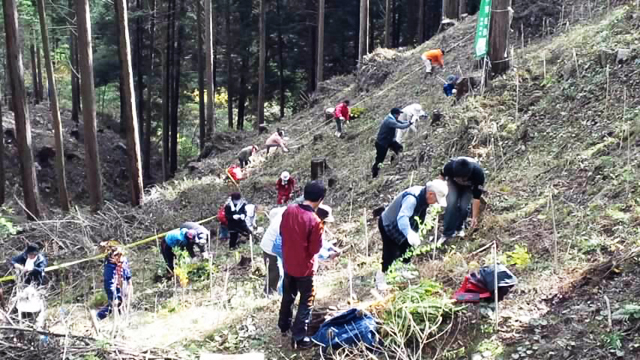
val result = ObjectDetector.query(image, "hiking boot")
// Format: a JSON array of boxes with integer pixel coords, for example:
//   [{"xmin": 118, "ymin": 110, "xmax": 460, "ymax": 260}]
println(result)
[
  {"xmin": 291, "ymin": 337, "xmax": 313, "ymax": 350},
  {"xmin": 456, "ymin": 229, "xmax": 466, "ymax": 238},
  {"xmin": 375, "ymin": 270, "xmax": 390, "ymax": 291},
  {"xmin": 334, "ymin": 131, "xmax": 341, "ymax": 138}
]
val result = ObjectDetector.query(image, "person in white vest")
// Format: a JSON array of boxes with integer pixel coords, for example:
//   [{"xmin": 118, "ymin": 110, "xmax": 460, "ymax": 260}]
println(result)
[{"xmin": 395, "ymin": 104, "xmax": 428, "ymax": 144}]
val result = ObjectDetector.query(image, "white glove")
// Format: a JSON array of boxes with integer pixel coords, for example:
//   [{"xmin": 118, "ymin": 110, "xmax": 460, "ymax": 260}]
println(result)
[
  {"xmin": 339, "ymin": 117, "xmax": 345, "ymax": 121},
  {"xmin": 452, "ymin": 89, "xmax": 458, "ymax": 94},
  {"xmin": 240, "ymin": 214, "xmax": 246, "ymax": 220},
  {"xmin": 233, "ymin": 215, "xmax": 240, "ymax": 220},
  {"xmin": 407, "ymin": 232, "xmax": 420, "ymax": 247},
  {"xmin": 202, "ymin": 252, "xmax": 211, "ymax": 259}
]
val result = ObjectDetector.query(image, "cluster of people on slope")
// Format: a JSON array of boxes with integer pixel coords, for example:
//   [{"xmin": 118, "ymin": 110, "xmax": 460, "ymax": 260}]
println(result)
[{"xmin": 237, "ymin": 128, "xmax": 289, "ymax": 170}]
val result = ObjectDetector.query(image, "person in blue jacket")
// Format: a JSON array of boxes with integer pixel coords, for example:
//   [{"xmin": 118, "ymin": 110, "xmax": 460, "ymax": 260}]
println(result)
[
  {"xmin": 443, "ymin": 75, "xmax": 458, "ymax": 97},
  {"xmin": 160, "ymin": 228, "xmax": 200, "ymax": 273},
  {"xmin": 96, "ymin": 242, "xmax": 132, "ymax": 320},
  {"xmin": 11, "ymin": 244, "xmax": 47, "ymax": 285}
]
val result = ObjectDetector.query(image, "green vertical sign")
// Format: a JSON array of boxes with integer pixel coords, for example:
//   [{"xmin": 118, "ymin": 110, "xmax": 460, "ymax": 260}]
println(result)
[{"xmin": 474, "ymin": 0, "xmax": 493, "ymax": 59}]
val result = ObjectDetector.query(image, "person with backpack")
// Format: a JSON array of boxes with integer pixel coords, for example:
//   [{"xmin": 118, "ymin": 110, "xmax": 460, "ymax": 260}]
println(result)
[
  {"xmin": 217, "ymin": 205, "xmax": 230, "ymax": 243},
  {"xmin": 224, "ymin": 192, "xmax": 253, "ymax": 250},
  {"xmin": 276, "ymin": 171, "xmax": 296, "ymax": 205},
  {"xmin": 333, "ymin": 100, "xmax": 350, "ymax": 138},
  {"xmin": 438, "ymin": 157, "xmax": 486, "ymax": 244},
  {"xmin": 375, "ymin": 180, "xmax": 448, "ymax": 291},
  {"xmin": 265, "ymin": 129, "xmax": 289, "ymax": 154},
  {"xmin": 11, "ymin": 244, "xmax": 47, "ymax": 286},
  {"xmin": 96, "ymin": 242, "xmax": 133, "ymax": 320},
  {"xmin": 372, "ymin": 108, "xmax": 414, "ymax": 178},
  {"xmin": 278, "ymin": 181, "xmax": 326, "ymax": 349}
]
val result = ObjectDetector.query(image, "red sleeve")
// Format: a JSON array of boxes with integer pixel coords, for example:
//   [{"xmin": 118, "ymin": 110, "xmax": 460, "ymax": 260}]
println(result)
[
  {"xmin": 276, "ymin": 179, "xmax": 283, "ymax": 190},
  {"xmin": 333, "ymin": 104, "xmax": 342, "ymax": 118},
  {"xmin": 308, "ymin": 220, "xmax": 324, "ymax": 256}
]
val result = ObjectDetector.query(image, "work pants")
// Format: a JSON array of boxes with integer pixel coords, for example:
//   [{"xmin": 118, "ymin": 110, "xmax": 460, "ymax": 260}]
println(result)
[
  {"xmin": 379, "ymin": 217, "xmax": 411, "ymax": 273},
  {"xmin": 160, "ymin": 240, "xmax": 176, "ymax": 272},
  {"xmin": 372, "ymin": 141, "xmax": 403, "ymax": 178},
  {"xmin": 263, "ymin": 252, "xmax": 280, "ymax": 295},
  {"xmin": 277, "ymin": 192, "xmax": 292, "ymax": 205},
  {"xmin": 335, "ymin": 117, "xmax": 343, "ymax": 134},
  {"xmin": 443, "ymin": 180, "xmax": 473, "ymax": 237},
  {"xmin": 278, "ymin": 273, "xmax": 315, "ymax": 340}
]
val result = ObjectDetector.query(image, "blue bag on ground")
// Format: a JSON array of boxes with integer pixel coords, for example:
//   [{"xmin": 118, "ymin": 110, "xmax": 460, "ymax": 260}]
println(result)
[{"xmin": 311, "ymin": 308, "xmax": 379, "ymax": 351}]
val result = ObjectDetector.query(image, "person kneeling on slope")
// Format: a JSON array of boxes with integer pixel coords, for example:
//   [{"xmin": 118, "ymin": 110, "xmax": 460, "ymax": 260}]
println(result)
[
  {"xmin": 375, "ymin": 179, "xmax": 448, "ymax": 291},
  {"xmin": 276, "ymin": 171, "xmax": 296, "ymax": 205},
  {"xmin": 372, "ymin": 108, "xmax": 413, "ymax": 178}
]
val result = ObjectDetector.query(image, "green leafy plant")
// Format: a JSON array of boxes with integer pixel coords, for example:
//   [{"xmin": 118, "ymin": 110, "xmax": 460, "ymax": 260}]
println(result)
[
  {"xmin": 350, "ymin": 107, "xmax": 366, "ymax": 119},
  {"xmin": 612, "ymin": 304, "xmax": 640, "ymax": 322},
  {"xmin": 502, "ymin": 245, "xmax": 532, "ymax": 270},
  {"xmin": 602, "ymin": 331, "xmax": 623, "ymax": 350}
]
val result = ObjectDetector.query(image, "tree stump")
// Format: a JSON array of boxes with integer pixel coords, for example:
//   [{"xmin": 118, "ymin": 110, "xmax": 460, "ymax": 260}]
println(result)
[
  {"xmin": 311, "ymin": 158, "xmax": 328, "ymax": 180},
  {"xmin": 430, "ymin": 110, "xmax": 443, "ymax": 126}
]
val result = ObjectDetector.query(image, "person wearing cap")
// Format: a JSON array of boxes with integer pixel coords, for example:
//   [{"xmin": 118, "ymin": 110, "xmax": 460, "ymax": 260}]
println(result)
[
  {"xmin": 180, "ymin": 222, "xmax": 211, "ymax": 258},
  {"xmin": 396, "ymin": 103, "xmax": 428, "ymax": 144},
  {"xmin": 333, "ymin": 99, "xmax": 351, "ymax": 138},
  {"xmin": 237, "ymin": 145, "xmax": 259, "ymax": 168},
  {"xmin": 276, "ymin": 171, "xmax": 296, "ymax": 205},
  {"xmin": 265, "ymin": 129, "xmax": 289, "ymax": 154},
  {"xmin": 96, "ymin": 242, "xmax": 133, "ymax": 320},
  {"xmin": 372, "ymin": 108, "xmax": 414, "ymax": 178},
  {"xmin": 443, "ymin": 75, "xmax": 459, "ymax": 97},
  {"xmin": 439, "ymin": 157, "xmax": 486, "ymax": 244},
  {"xmin": 375, "ymin": 179, "xmax": 448, "ymax": 291},
  {"xmin": 278, "ymin": 181, "xmax": 326, "ymax": 349},
  {"xmin": 224, "ymin": 192, "xmax": 252, "ymax": 250},
  {"xmin": 160, "ymin": 227, "xmax": 200, "ymax": 273},
  {"xmin": 421, "ymin": 48, "xmax": 445, "ymax": 75},
  {"xmin": 11, "ymin": 244, "xmax": 48, "ymax": 285}
]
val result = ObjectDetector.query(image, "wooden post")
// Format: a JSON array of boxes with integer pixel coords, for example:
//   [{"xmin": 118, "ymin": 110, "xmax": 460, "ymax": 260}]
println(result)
[
  {"xmin": 311, "ymin": 158, "xmax": 327, "ymax": 180},
  {"xmin": 444, "ymin": 0, "xmax": 460, "ymax": 20},
  {"xmin": 363, "ymin": 209, "xmax": 369, "ymax": 257},
  {"xmin": 316, "ymin": 0, "xmax": 325, "ymax": 86},
  {"xmin": 493, "ymin": 242, "xmax": 499, "ymax": 330},
  {"xmin": 488, "ymin": 0, "xmax": 511, "ymax": 75}
]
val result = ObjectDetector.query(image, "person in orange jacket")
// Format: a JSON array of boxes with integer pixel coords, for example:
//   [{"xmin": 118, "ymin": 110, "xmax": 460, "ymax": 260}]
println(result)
[
  {"xmin": 421, "ymin": 49, "xmax": 445, "ymax": 75},
  {"xmin": 333, "ymin": 100, "xmax": 350, "ymax": 138},
  {"xmin": 276, "ymin": 171, "xmax": 296, "ymax": 204}
]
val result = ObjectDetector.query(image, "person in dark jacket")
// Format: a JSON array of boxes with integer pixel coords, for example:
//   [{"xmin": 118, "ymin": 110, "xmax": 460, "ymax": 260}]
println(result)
[
  {"xmin": 372, "ymin": 108, "xmax": 413, "ymax": 178},
  {"xmin": 96, "ymin": 243, "xmax": 133, "ymax": 320},
  {"xmin": 238, "ymin": 145, "xmax": 258, "ymax": 168},
  {"xmin": 439, "ymin": 157, "xmax": 486, "ymax": 244},
  {"xmin": 224, "ymin": 192, "xmax": 253, "ymax": 250},
  {"xmin": 160, "ymin": 228, "xmax": 199, "ymax": 273},
  {"xmin": 11, "ymin": 244, "xmax": 47, "ymax": 286},
  {"xmin": 443, "ymin": 75, "xmax": 458, "ymax": 97},
  {"xmin": 375, "ymin": 180, "xmax": 448, "ymax": 291},
  {"xmin": 278, "ymin": 181, "xmax": 326, "ymax": 349}
]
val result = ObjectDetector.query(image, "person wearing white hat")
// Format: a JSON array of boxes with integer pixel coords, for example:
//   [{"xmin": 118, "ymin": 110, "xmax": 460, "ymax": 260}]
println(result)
[
  {"xmin": 276, "ymin": 171, "xmax": 296, "ymax": 205},
  {"xmin": 375, "ymin": 179, "xmax": 448, "ymax": 291},
  {"xmin": 396, "ymin": 104, "xmax": 428, "ymax": 144}
]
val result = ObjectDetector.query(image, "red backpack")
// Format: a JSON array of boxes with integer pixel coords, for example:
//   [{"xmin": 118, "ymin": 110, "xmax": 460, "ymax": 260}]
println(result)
[{"xmin": 217, "ymin": 206, "xmax": 228, "ymax": 226}]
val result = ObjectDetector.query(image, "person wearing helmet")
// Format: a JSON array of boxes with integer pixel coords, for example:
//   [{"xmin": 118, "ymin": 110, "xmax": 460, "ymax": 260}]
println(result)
[
  {"xmin": 160, "ymin": 227, "xmax": 199, "ymax": 273},
  {"xmin": 276, "ymin": 171, "xmax": 296, "ymax": 205},
  {"xmin": 265, "ymin": 128, "xmax": 289, "ymax": 154}
]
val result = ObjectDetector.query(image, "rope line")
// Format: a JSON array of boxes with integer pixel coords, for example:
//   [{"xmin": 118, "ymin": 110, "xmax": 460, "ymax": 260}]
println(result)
[{"xmin": 0, "ymin": 216, "xmax": 218, "ymax": 283}]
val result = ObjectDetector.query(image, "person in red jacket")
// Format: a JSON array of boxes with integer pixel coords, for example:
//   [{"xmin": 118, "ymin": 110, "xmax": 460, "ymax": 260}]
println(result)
[
  {"xmin": 276, "ymin": 171, "xmax": 296, "ymax": 205},
  {"xmin": 278, "ymin": 181, "xmax": 326, "ymax": 350},
  {"xmin": 333, "ymin": 100, "xmax": 350, "ymax": 138}
]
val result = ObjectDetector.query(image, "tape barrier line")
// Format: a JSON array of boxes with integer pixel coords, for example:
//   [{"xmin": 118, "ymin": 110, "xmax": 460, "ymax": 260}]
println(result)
[{"xmin": 0, "ymin": 216, "xmax": 218, "ymax": 283}]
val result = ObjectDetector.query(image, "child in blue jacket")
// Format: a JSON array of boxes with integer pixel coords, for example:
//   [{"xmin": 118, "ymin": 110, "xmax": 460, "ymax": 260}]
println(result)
[{"xmin": 97, "ymin": 243, "xmax": 132, "ymax": 320}]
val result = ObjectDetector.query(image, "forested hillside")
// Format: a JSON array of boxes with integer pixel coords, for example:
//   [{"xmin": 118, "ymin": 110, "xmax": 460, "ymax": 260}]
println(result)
[{"xmin": 1, "ymin": 0, "xmax": 640, "ymax": 359}]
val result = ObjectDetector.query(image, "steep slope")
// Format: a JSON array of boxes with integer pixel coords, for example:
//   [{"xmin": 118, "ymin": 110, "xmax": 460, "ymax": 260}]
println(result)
[{"xmin": 2, "ymin": 2, "xmax": 640, "ymax": 359}]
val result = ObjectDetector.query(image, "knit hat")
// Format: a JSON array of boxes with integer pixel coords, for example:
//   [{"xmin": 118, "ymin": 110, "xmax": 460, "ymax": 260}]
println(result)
[
  {"xmin": 426, "ymin": 179, "xmax": 448, "ymax": 207},
  {"xmin": 303, "ymin": 181, "xmax": 326, "ymax": 202},
  {"xmin": 231, "ymin": 192, "xmax": 242, "ymax": 201},
  {"xmin": 390, "ymin": 108, "xmax": 403, "ymax": 116},
  {"xmin": 25, "ymin": 244, "xmax": 40, "ymax": 255}
]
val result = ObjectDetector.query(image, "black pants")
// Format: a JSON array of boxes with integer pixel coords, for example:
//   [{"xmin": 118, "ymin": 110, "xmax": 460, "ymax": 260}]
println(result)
[
  {"xmin": 278, "ymin": 273, "xmax": 315, "ymax": 340},
  {"xmin": 335, "ymin": 118, "xmax": 343, "ymax": 134},
  {"xmin": 443, "ymin": 180, "xmax": 473, "ymax": 237},
  {"xmin": 264, "ymin": 252, "xmax": 280, "ymax": 295},
  {"xmin": 372, "ymin": 141, "xmax": 403, "ymax": 178},
  {"xmin": 379, "ymin": 217, "xmax": 411, "ymax": 273},
  {"xmin": 238, "ymin": 157, "xmax": 249, "ymax": 168},
  {"xmin": 160, "ymin": 240, "xmax": 176, "ymax": 272},
  {"xmin": 229, "ymin": 231, "xmax": 240, "ymax": 249}
]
